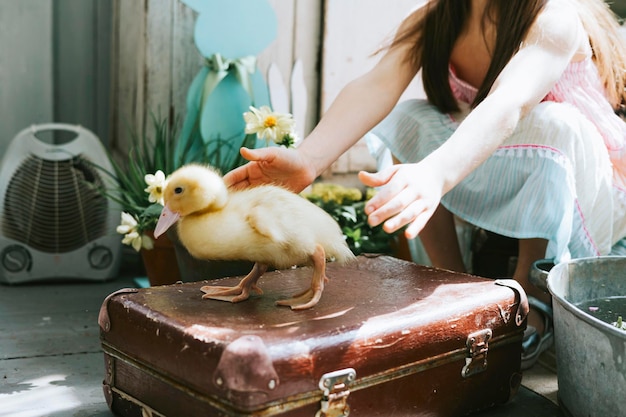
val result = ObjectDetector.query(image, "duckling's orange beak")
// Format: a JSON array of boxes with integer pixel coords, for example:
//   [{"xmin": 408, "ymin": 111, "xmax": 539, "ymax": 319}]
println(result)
[{"xmin": 154, "ymin": 205, "xmax": 180, "ymax": 238}]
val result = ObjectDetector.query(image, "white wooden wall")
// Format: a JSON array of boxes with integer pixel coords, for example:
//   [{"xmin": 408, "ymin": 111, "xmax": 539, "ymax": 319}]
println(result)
[
  {"xmin": 110, "ymin": 0, "xmax": 199, "ymax": 155},
  {"xmin": 321, "ymin": 0, "xmax": 426, "ymax": 176},
  {"xmin": 110, "ymin": 0, "xmax": 322, "ymax": 158},
  {"xmin": 110, "ymin": 0, "xmax": 428, "ymax": 178},
  {"xmin": 5, "ymin": 0, "xmax": 624, "ymax": 177},
  {"xmin": 0, "ymin": 1, "xmax": 53, "ymax": 156},
  {"xmin": 0, "ymin": 1, "xmax": 111, "ymax": 153}
]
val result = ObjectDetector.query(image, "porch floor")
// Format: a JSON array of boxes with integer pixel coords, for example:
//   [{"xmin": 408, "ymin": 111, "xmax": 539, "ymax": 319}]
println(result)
[{"xmin": 0, "ymin": 260, "xmax": 562, "ymax": 417}]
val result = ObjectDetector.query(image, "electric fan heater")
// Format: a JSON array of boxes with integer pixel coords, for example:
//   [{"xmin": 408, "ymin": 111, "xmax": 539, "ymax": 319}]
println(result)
[{"xmin": 0, "ymin": 124, "xmax": 122, "ymax": 284}]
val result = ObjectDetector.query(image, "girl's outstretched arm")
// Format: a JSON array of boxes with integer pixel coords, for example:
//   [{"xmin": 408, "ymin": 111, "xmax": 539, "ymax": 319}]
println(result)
[
  {"xmin": 362, "ymin": 3, "xmax": 585, "ymax": 239},
  {"xmin": 225, "ymin": 7, "xmax": 426, "ymax": 192}
]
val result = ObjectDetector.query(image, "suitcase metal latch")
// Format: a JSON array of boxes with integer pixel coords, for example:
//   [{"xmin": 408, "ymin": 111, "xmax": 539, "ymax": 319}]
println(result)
[
  {"xmin": 462, "ymin": 329, "xmax": 492, "ymax": 378},
  {"xmin": 316, "ymin": 368, "xmax": 356, "ymax": 417}
]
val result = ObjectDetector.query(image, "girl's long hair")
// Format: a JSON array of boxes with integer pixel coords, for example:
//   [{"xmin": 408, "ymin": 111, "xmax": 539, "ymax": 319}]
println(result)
[
  {"xmin": 573, "ymin": 0, "xmax": 626, "ymax": 110},
  {"xmin": 389, "ymin": 0, "xmax": 626, "ymax": 113}
]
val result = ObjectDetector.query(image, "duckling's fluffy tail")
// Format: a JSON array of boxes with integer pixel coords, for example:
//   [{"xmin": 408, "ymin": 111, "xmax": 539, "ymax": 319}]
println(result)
[{"xmin": 326, "ymin": 241, "xmax": 357, "ymax": 265}]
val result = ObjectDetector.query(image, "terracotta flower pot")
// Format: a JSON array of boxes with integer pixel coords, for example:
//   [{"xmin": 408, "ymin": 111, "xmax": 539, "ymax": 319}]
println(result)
[{"xmin": 140, "ymin": 230, "xmax": 182, "ymax": 286}]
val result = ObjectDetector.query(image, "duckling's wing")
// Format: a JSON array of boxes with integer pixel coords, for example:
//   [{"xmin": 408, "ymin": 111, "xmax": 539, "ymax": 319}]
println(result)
[{"xmin": 245, "ymin": 205, "xmax": 287, "ymax": 244}]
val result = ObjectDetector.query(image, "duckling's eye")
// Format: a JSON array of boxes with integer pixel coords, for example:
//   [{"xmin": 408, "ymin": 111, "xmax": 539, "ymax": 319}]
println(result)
[{"xmin": 174, "ymin": 187, "xmax": 183, "ymax": 194}]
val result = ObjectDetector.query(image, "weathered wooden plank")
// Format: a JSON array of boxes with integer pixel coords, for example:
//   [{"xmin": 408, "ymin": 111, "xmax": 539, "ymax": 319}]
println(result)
[
  {"xmin": 0, "ymin": 318, "xmax": 100, "ymax": 360},
  {"xmin": 268, "ymin": 63, "xmax": 290, "ymax": 113},
  {"xmin": 96, "ymin": 0, "xmax": 114, "ymax": 147},
  {"xmin": 259, "ymin": 0, "xmax": 296, "ymax": 100},
  {"xmin": 0, "ymin": 277, "xmax": 136, "ymax": 359},
  {"xmin": 111, "ymin": 0, "xmax": 147, "ymax": 157},
  {"xmin": 293, "ymin": 0, "xmax": 322, "ymax": 135},
  {"xmin": 106, "ymin": 0, "xmax": 199, "ymax": 139},
  {"xmin": 0, "ymin": 274, "xmax": 137, "ymax": 417},
  {"xmin": 172, "ymin": 1, "xmax": 202, "ymax": 126},
  {"xmin": 144, "ymin": 0, "xmax": 175, "ymax": 137},
  {"xmin": 291, "ymin": 60, "xmax": 308, "ymax": 142},
  {"xmin": 0, "ymin": 353, "xmax": 111, "ymax": 416},
  {"xmin": 53, "ymin": 0, "xmax": 98, "ymax": 133}
]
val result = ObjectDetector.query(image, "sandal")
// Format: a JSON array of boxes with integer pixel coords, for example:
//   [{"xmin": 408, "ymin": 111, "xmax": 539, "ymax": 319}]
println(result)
[{"xmin": 521, "ymin": 296, "xmax": 554, "ymax": 370}]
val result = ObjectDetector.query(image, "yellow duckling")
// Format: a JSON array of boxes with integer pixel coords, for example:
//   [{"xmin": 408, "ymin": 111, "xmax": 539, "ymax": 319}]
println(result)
[{"xmin": 154, "ymin": 164, "xmax": 355, "ymax": 310}]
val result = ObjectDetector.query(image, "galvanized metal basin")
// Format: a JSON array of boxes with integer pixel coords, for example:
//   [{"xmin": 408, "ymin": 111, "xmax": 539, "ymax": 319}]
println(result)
[{"xmin": 546, "ymin": 256, "xmax": 626, "ymax": 417}]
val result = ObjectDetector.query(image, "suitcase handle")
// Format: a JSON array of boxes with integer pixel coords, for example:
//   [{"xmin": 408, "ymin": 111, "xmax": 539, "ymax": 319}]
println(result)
[
  {"xmin": 495, "ymin": 279, "xmax": 529, "ymax": 327},
  {"xmin": 98, "ymin": 288, "xmax": 140, "ymax": 332}
]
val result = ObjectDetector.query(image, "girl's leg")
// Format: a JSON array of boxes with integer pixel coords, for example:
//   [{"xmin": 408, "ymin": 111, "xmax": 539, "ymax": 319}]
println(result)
[
  {"xmin": 513, "ymin": 238, "xmax": 549, "ymax": 300},
  {"xmin": 418, "ymin": 203, "xmax": 466, "ymax": 273},
  {"xmin": 514, "ymin": 238, "xmax": 550, "ymax": 332}
]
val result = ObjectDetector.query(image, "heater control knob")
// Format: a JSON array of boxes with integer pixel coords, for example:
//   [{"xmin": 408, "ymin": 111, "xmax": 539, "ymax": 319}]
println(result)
[
  {"xmin": 1, "ymin": 245, "xmax": 32, "ymax": 273},
  {"xmin": 88, "ymin": 246, "xmax": 113, "ymax": 270}
]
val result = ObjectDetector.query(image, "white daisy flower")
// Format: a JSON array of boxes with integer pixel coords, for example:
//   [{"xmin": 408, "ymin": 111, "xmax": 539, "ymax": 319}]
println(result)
[
  {"xmin": 144, "ymin": 170, "xmax": 166, "ymax": 205},
  {"xmin": 116, "ymin": 212, "xmax": 138, "ymax": 235},
  {"xmin": 243, "ymin": 106, "xmax": 296, "ymax": 144},
  {"xmin": 116, "ymin": 212, "xmax": 153, "ymax": 252},
  {"xmin": 122, "ymin": 230, "xmax": 142, "ymax": 252},
  {"xmin": 117, "ymin": 213, "xmax": 141, "ymax": 251}
]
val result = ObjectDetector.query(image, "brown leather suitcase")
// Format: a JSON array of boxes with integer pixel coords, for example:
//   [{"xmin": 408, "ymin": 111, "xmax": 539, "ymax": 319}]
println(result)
[{"xmin": 98, "ymin": 255, "xmax": 528, "ymax": 417}]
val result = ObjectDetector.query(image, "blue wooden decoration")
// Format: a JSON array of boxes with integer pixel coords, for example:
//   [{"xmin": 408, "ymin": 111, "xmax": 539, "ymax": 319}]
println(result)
[{"xmin": 176, "ymin": 0, "xmax": 277, "ymax": 172}]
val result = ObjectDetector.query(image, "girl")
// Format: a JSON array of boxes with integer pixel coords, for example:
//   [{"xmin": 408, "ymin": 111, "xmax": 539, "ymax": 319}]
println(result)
[{"xmin": 225, "ymin": 0, "xmax": 626, "ymax": 363}]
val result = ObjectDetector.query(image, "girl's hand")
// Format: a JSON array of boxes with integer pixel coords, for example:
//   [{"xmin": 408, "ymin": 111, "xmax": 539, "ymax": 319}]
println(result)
[
  {"xmin": 224, "ymin": 147, "xmax": 317, "ymax": 193},
  {"xmin": 359, "ymin": 163, "xmax": 444, "ymax": 239}
]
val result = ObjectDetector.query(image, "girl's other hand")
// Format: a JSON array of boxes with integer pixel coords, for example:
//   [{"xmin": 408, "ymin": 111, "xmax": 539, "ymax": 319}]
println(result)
[{"xmin": 358, "ymin": 163, "xmax": 443, "ymax": 239}]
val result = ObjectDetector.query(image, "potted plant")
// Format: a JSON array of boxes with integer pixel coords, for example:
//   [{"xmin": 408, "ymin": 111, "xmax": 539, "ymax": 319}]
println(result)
[
  {"xmin": 302, "ymin": 183, "xmax": 400, "ymax": 256},
  {"xmin": 99, "ymin": 105, "xmax": 297, "ymax": 285},
  {"xmin": 98, "ymin": 113, "xmax": 185, "ymax": 286}
]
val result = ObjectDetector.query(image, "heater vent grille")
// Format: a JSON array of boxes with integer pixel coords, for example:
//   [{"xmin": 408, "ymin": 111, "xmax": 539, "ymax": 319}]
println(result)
[{"xmin": 2, "ymin": 154, "xmax": 109, "ymax": 253}]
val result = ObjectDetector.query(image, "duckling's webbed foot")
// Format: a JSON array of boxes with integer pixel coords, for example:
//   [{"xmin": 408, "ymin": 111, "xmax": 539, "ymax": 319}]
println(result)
[
  {"xmin": 201, "ymin": 263, "xmax": 267, "ymax": 303},
  {"xmin": 276, "ymin": 244, "xmax": 328, "ymax": 310}
]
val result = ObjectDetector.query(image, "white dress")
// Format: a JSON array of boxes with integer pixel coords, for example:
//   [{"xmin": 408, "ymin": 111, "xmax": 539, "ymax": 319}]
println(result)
[{"xmin": 368, "ymin": 52, "xmax": 626, "ymax": 263}]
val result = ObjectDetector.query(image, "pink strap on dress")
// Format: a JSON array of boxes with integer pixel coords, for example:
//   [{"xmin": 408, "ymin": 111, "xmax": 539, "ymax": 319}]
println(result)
[
  {"xmin": 543, "ymin": 57, "xmax": 626, "ymax": 152},
  {"xmin": 449, "ymin": 58, "xmax": 626, "ymax": 185}
]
